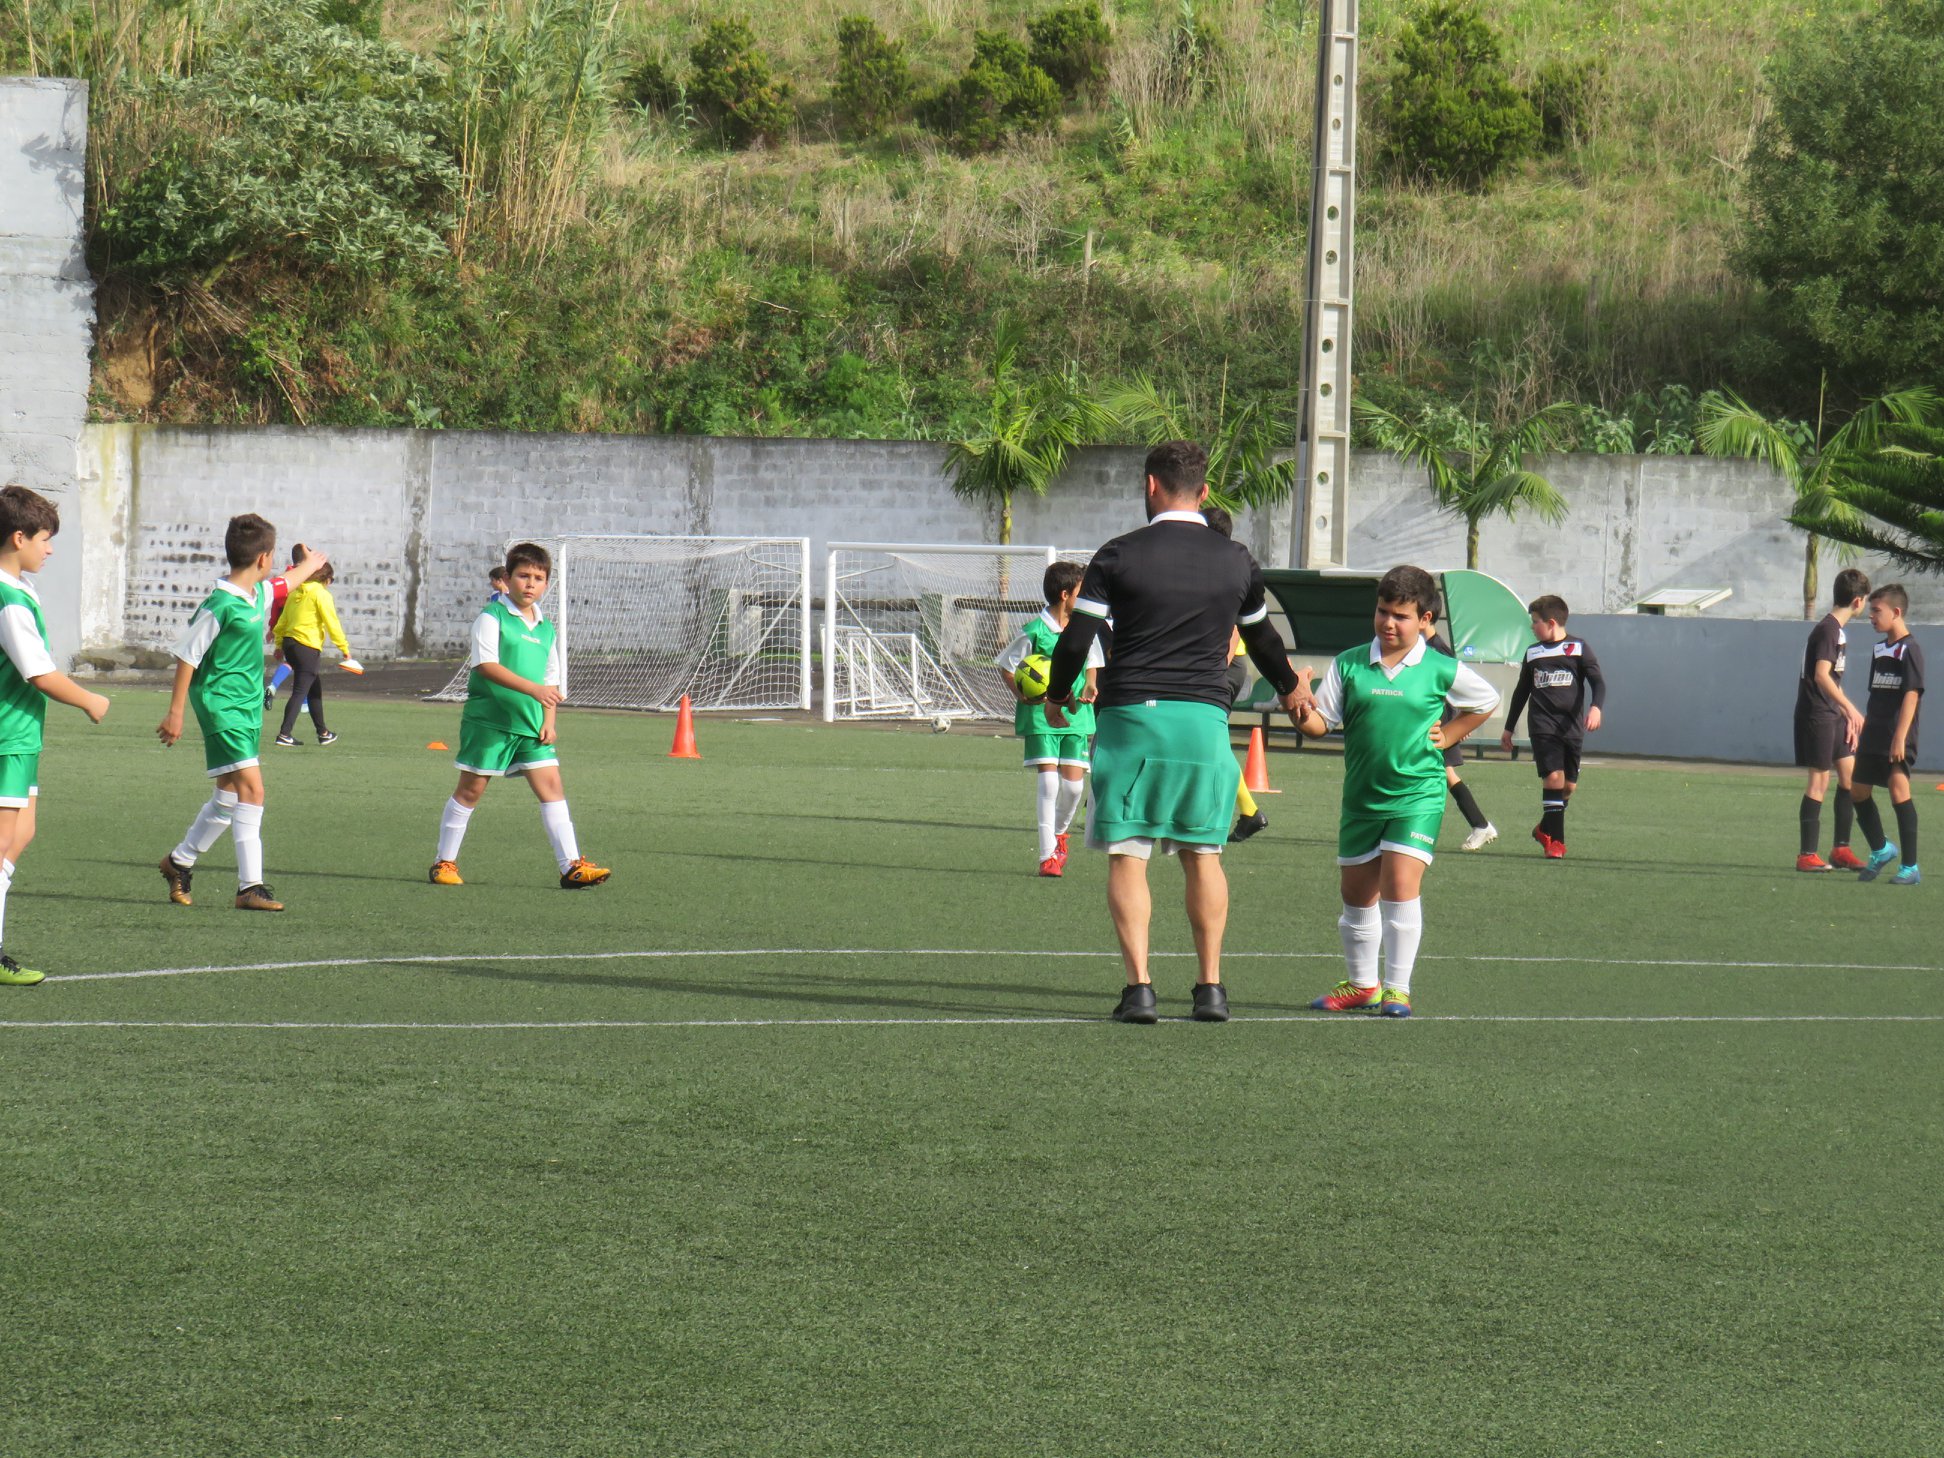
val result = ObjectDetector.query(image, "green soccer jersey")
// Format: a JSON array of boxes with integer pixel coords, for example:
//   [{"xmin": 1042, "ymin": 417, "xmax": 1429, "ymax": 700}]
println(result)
[
  {"xmin": 178, "ymin": 578, "xmax": 273, "ymax": 731},
  {"xmin": 1324, "ymin": 638, "xmax": 1462, "ymax": 818},
  {"xmin": 462, "ymin": 598, "xmax": 560, "ymax": 737},
  {"xmin": 1003, "ymin": 613, "xmax": 1098, "ymax": 738},
  {"xmin": 0, "ymin": 571, "xmax": 53, "ymax": 756}
]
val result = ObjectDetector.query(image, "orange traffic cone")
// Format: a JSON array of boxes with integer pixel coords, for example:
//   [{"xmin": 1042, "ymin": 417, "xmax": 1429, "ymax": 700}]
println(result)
[
  {"xmin": 1242, "ymin": 726, "xmax": 1280, "ymax": 794},
  {"xmin": 668, "ymin": 694, "xmax": 701, "ymax": 759}
]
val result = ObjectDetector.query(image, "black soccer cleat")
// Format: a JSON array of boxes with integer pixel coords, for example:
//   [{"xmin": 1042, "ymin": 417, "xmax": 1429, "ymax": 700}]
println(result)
[
  {"xmin": 1191, "ymin": 981, "xmax": 1230, "ymax": 1022},
  {"xmin": 1112, "ymin": 983, "xmax": 1159, "ymax": 1024},
  {"xmin": 1229, "ymin": 811, "xmax": 1268, "ymax": 843}
]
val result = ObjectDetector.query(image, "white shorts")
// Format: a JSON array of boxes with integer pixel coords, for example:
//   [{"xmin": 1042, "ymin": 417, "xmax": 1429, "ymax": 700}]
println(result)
[{"xmin": 1096, "ymin": 836, "xmax": 1224, "ymax": 861}]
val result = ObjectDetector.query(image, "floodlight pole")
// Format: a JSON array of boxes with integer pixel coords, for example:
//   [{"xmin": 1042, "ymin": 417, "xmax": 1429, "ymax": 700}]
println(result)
[{"xmin": 1293, "ymin": 0, "xmax": 1359, "ymax": 569}]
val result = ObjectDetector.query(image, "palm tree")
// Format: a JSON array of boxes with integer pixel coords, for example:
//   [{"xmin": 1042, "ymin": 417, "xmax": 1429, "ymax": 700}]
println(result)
[
  {"xmin": 943, "ymin": 323, "xmax": 1108, "ymax": 545},
  {"xmin": 1790, "ymin": 421, "xmax": 1944, "ymax": 575},
  {"xmin": 1698, "ymin": 385, "xmax": 1937, "ymax": 618},
  {"xmin": 1354, "ymin": 399, "xmax": 1574, "ymax": 569},
  {"xmin": 1101, "ymin": 375, "xmax": 1298, "ymax": 512}
]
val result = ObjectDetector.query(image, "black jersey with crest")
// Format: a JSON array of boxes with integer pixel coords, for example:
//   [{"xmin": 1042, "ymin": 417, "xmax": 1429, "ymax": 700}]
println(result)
[
  {"xmin": 1859, "ymin": 636, "xmax": 1925, "ymax": 761},
  {"xmin": 1505, "ymin": 636, "xmax": 1606, "ymax": 741}
]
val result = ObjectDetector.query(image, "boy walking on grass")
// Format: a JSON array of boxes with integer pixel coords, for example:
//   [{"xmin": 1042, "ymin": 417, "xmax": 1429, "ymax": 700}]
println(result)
[
  {"xmin": 1792, "ymin": 568, "xmax": 1871, "ymax": 872},
  {"xmin": 0, "ymin": 486, "xmax": 111, "ymax": 985},
  {"xmin": 158, "ymin": 514, "xmax": 328, "ymax": 912},
  {"xmin": 996, "ymin": 560, "xmax": 1102, "ymax": 877},
  {"xmin": 1848, "ymin": 584, "xmax": 1924, "ymax": 886},
  {"xmin": 1501, "ymin": 594, "xmax": 1605, "ymax": 858},
  {"xmin": 429, "ymin": 542, "xmax": 610, "ymax": 890},
  {"xmin": 1292, "ymin": 567, "xmax": 1500, "ymax": 1018}
]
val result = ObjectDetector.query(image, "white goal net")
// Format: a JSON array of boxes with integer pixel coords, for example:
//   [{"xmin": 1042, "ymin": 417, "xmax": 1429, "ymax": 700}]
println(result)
[
  {"xmin": 428, "ymin": 535, "xmax": 811, "ymax": 711},
  {"xmin": 823, "ymin": 543, "xmax": 1088, "ymax": 722}
]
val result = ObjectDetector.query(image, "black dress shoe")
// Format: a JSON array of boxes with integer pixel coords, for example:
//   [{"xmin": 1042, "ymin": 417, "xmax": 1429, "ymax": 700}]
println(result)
[
  {"xmin": 1191, "ymin": 981, "xmax": 1230, "ymax": 1022},
  {"xmin": 1112, "ymin": 983, "xmax": 1159, "ymax": 1024},
  {"xmin": 1229, "ymin": 811, "xmax": 1268, "ymax": 843}
]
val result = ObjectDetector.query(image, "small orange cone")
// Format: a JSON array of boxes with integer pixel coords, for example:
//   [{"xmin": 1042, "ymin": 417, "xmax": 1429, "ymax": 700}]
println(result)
[
  {"xmin": 1242, "ymin": 726, "xmax": 1280, "ymax": 794},
  {"xmin": 668, "ymin": 694, "xmax": 701, "ymax": 760},
  {"xmin": 427, "ymin": 741, "xmax": 449, "ymax": 751}
]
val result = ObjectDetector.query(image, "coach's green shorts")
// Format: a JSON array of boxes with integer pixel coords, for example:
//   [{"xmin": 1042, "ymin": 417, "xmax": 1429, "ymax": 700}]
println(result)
[
  {"xmin": 1087, "ymin": 700, "xmax": 1236, "ymax": 848},
  {"xmin": 1021, "ymin": 730, "xmax": 1091, "ymax": 768},
  {"xmin": 456, "ymin": 720, "xmax": 559, "ymax": 777},
  {"xmin": 1338, "ymin": 805, "xmax": 1446, "ymax": 867},
  {"xmin": 0, "ymin": 752, "xmax": 39, "ymax": 808},
  {"xmin": 198, "ymin": 719, "xmax": 261, "ymax": 777}
]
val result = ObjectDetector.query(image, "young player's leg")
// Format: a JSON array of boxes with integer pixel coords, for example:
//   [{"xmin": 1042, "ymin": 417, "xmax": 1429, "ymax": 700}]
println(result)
[
  {"xmin": 1317, "ymin": 851, "xmax": 1384, "ymax": 1011},
  {"xmin": 1888, "ymin": 766, "xmax": 1920, "ymax": 884},
  {"xmin": 1022, "ymin": 734, "xmax": 1062, "ymax": 870},
  {"xmin": 7, "ymin": 789, "xmax": 35, "ymax": 874},
  {"xmin": 1230, "ymin": 775, "xmax": 1267, "ymax": 842},
  {"xmin": 1848, "ymin": 753, "xmax": 1900, "ymax": 879},
  {"xmin": 223, "ymin": 765, "xmax": 279, "ymax": 910},
  {"xmin": 1374, "ymin": 847, "xmax": 1431, "ymax": 1016},
  {"xmin": 267, "ymin": 648, "xmax": 292, "ymax": 707},
  {"xmin": 0, "ymin": 793, "xmax": 39, "ymax": 985},
  {"xmin": 1829, "ymin": 755, "xmax": 1863, "ymax": 867},
  {"xmin": 276, "ymin": 640, "xmax": 321, "ymax": 743},
  {"xmin": 1799, "ymin": 765, "xmax": 1832, "ymax": 864},
  {"xmin": 430, "ymin": 771, "xmax": 492, "ymax": 884},
  {"xmin": 1053, "ymin": 752, "xmax": 1087, "ymax": 864},
  {"xmin": 522, "ymin": 759, "xmax": 610, "ymax": 888}
]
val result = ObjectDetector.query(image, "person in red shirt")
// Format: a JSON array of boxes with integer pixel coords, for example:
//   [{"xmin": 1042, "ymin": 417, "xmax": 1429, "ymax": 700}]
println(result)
[{"xmin": 261, "ymin": 543, "xmax": 307, "ymax": 709}]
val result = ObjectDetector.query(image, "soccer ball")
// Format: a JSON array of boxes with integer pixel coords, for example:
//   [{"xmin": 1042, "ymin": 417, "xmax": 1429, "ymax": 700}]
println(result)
[
  {"xmin": 1014, "ymin": 653, "xmax": 1053, "ymax": 701},
  {"xmin": 932, "ymin": 715, "xmax": 952, "ymax": 733}
]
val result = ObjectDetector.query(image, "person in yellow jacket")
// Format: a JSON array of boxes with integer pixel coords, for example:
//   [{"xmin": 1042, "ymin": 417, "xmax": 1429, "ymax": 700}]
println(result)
[{"xmin": 271, "ymin": 561, "xmax": 355, "ymax": 746}]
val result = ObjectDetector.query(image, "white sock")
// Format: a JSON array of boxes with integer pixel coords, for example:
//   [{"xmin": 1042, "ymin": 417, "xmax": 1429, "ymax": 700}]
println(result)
[
  {"xmin": 173, "ymin": 789, "xmax": 238, "ymax": 867},
  {"xmin": 437, "ymin": 797, "xmax": 474, "ymax": 863},
  {"xmin": 0, "ymin": 864, "xmax": 11, "ymax": 947},
  {"xmin": 540, "ymin": 799, "xmax": 579, "ymax": 873},
  {"xmin": 231, "ymin": 802, "xmax": 265, "ymax": 888},
  {"xmin": 1338, "ymin": 901, "xmax": 1380, "ymax": 987},
  {"xmin": 1381, "ymin": 897, "xmax": 1424, "ymax": 993},
  {"xmin": 1055, "ymin": 777, "xmax": 1085, "ymax": 834},
  {"xmin": 1036, "ymin": 773, "xmax": 1059, "ymax": 860}
]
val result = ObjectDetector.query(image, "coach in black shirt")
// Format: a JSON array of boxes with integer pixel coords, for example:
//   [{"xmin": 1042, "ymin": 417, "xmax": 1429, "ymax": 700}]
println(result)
[{"xmin": 1046, "ymin": 441, "xmax": 1310, "ymax": 1024}]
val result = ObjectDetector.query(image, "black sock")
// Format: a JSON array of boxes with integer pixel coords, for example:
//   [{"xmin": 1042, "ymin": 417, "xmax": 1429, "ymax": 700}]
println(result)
[
  {"xmin": 1894, "ymin": 798, "xmax": 1918, "ymax": 866},
  {"xmin": 1541, "ymin": 796, "xmax": 1566, "ymax": 841},
  {"xmin": 1450, "ymin": 780, "xmax": 1488, "ymax": 830},
  {"xmin": 1854, "ymin": 796, "xmax": 1887, "ymax": 852},
  {"xmin": 1833, "ymin": 787, "xmax": 1855, "ymax": 848},
  {"xmin": 1799, "ymin": 795, "xmax": 1822, "ymax": 857}
]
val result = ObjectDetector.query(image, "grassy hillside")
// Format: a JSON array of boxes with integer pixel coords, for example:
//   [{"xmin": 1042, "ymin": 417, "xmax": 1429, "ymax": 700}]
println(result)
[{"xmin": 12, "ymin": 0, "xmax": 1863, "ymax": 441}]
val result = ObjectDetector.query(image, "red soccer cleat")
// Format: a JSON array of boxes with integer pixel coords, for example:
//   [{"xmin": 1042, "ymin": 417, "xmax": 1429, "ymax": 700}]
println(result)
[
  {"xmin": 1531, "ymin": 824, "xmax": 1555, "ymax": 856},
  {"xmin": 1829, "ymin": 845, "xmax": 1866, "ymax": 871},
  {"xmin": 1038, "ymin": 856, "xmax": 1064, "ymax": 878},
  {"xmin": 1545, "ymin": 837, "xmax": 1567, "ymax": 860},
  {"xmin": 1796, "ymin": 852, "xmax": 1835, "ymax": 873}
]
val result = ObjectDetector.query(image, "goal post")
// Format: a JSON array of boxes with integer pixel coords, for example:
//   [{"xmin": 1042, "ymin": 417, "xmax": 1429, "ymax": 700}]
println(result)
[
  {"xmin": 428, "ymin": 535, "xmax": 812, "ymax": 712},
  {"xmin": 822, "ymin": 542, "xmax": 1088, "ymax": 722}
]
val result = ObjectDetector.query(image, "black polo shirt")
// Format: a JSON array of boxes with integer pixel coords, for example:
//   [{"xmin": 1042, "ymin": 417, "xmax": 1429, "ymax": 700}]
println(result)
[{"xmin": 1049, "ymin": 511, "xmax": 1298, "ymax": 711}]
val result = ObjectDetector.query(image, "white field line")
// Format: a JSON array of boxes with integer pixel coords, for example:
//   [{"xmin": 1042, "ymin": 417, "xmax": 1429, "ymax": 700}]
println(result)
[
  {"xmin": 41, "ymin": 946, "xmax": 1944, "ymax": 986},
  {"xmin": 1, "ymin": 1015, "xmax": 1939, "ymax": 1031}
]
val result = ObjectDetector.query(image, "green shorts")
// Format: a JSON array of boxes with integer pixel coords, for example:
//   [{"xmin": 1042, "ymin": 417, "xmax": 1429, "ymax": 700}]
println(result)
[
  {"xmin": 456, "ymin": 720, "xmax": 560, "ymax": 777},
  {"xmin": 0, "ymin": 752, "xmax": 39, "ymax": 808},
  {"xmin": 199, "ymin": 720, "xmax": 261, "ymax": 778},
  {"xmin": 1022, "ymin": 731, "xmax": 1091, "ymax": 768},
  {"xmin": 1338, "ymin": 806, "xmax": 1446, "ymax": 867}
]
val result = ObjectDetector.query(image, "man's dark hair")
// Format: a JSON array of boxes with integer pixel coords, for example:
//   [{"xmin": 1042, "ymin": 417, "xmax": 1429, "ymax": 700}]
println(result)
[
  {"xmin": 1833, "ymin": 568, "xmax": 1871, "ymax": 607},
  {"xmin": 289, "ymin": 542, "xmax": 309, "ymax": 567},
  {"xmin": 0, "ymin": 485, "xmax": 59, "ymax": 544},
  {"xmin": 1377, "ymin": 565, "xmax": 1439, "ymax": 618},
  {"xmin": 1869, "ymin": 582, "xmax": 1909, "ymax": 614},
  {"xmin": 1202, "ymin": 504, "xmax": 1234, "ymax": 538},
  {"xmin": 1145, "ymin": 440, "xmax": 1208, "ymax": 499},
  {"xmin": 1042, "ymin": 559, "xmax": 1085, "ymax": 604},
  {"xmin": 1528, "ymin": 593, "xmax": 1570, "ymax": 625},
  {"xmin": 225, "ymin": 513, "xmax": 277, "ymax": 569},
  {"xmin": 506, "ymin": 541, "xmax": 553, "ymax": 578}
]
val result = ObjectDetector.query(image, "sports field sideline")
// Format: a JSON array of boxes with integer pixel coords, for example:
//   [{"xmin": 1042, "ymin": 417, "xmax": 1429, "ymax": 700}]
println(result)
[{"xmin": 3, "ymin": 692, "xmax": 1939, "ymax": 1456}]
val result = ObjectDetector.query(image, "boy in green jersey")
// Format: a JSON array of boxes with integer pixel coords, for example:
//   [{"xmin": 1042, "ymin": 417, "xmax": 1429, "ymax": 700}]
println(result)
[
  {"xmin": 158, "ymin": 513, "xmax": 329, "ymax": 912},
  {"xmin": 429, "ymin": 542, "xmax": 611, "ymax": 890},
  {"xmin": 1291, "ymin": 566, "xmax": 1500, "ymax": 1017},
  {"xmin": 995, "ymin": 560, "xmax": 1102, "ymax": 876},
  {"xmin": 0, "ymin": 486, "xmax": 112, "ymax": 985}
]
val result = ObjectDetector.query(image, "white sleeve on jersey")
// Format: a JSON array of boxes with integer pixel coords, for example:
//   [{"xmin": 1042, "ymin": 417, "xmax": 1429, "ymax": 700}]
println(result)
[
  {"xmin": 1311, "ymin": 660, "xmax": 1346, "ymax": 728},
  {"xmin": 0, "ymin": 604, "xmax": 56, "ymax": 681},
  {"xmin": 1084, "ymin": 634, "xmax": 1106, "ymax": 670},
  {"xmin": 1447, "ymin": 663, "xmax": 1502, "ymax": 714},
  {"xmin": 172, "ymin": 607, "xmax": 222, "ymax": 668},
  {"xmin": 994, "ymin": 631, "xmax": 1033, "ymax": 674},
  {"xmin": 466, "ymin": 612, "xmax": 500, "ymax": 669},
  {"xmin": 543, "ymin": 636, "xmax": 564, "ymax": 689}
]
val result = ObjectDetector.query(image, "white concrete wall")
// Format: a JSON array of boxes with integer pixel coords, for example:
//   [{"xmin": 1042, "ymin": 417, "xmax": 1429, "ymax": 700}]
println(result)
[{"xmin": 0, "ymin": 78, "xmax": 91, "ymax": 662}]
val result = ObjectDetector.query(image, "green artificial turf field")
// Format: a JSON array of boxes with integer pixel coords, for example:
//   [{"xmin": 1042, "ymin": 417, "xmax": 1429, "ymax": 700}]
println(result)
[{"xmin": 2, "ymin": 692, "xmax": 1939, "ymax": 1457}]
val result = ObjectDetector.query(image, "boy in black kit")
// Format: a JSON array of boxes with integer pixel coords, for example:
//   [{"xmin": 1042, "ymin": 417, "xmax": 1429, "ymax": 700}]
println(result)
[
  {"xmin": 1793, "ymin": 568, "xmax": 1871, "ymax": 872},
  {"xmin": 1850, "ymin": 583, "xmax": 1924, "ymax": 886},
  {"xmin": 1500, "ymin": 595, "xmax": 1605, "ymax": 858}
]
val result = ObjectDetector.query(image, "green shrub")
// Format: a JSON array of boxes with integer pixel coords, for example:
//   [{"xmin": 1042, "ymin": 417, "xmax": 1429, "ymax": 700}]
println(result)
[
  {"xmin": 833, "ymin": 16, "xmax": 913, "ymax": 137},
  {"xmin": 1163, "ymin": 5, "xmax": 1226, "ymax": 105},
  {"xmin": 1528, "ymin": 56, "xmax": 1605, "ymax": 151},
  {"xmin": 919, "ymin": 30, "xmax": 1063, "ymax": 153},
  {"xmin": 1378, "ymin": 1, "xmax": 1539, "ymax": 186},
  {"xmin": 689, "ymin": 18, "xmax": 794, "ymax": 147},
  {"xmin": 1028, "ymin": 1, "xmax": 1111, "ymax": 105},
  {"xmin": 627, "ymin": 53, "xmax": 682, "ymax": 114}
]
